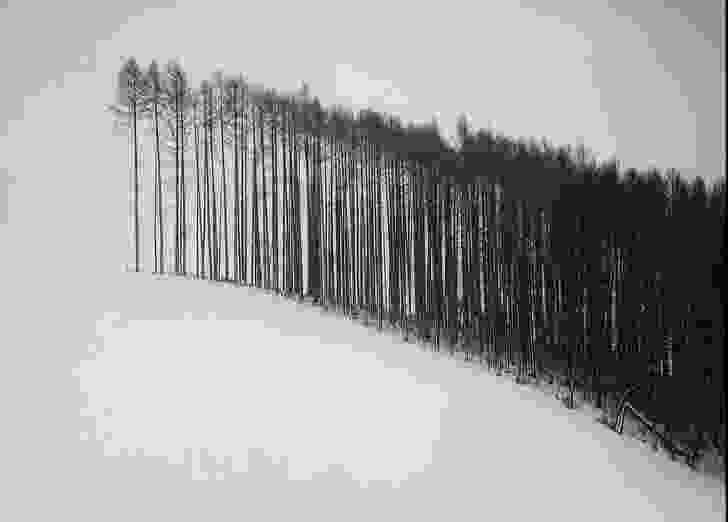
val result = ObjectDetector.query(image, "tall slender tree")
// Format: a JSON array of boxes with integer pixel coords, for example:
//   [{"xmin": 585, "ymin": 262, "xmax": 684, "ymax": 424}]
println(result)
[{"xmin": 111, "ymin": 58, "xmax": 146, "ymax": 271}]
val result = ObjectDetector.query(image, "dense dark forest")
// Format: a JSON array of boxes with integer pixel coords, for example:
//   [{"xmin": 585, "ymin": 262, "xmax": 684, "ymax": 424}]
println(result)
[{"xmin": 110, "ymin": 57, "xmax": 725, "ymax": 467}]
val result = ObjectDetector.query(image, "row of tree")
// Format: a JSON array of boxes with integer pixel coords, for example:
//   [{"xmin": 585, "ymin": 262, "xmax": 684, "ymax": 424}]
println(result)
[{"xmin": 110, "ymin": 57, "xmax": 725, "ymax": 451}]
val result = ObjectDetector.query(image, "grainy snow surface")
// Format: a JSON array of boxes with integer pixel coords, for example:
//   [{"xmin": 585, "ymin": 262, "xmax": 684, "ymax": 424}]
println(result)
[{"xmin": 3, "ymin": 268, "xmax": 725, "ymax": 521}]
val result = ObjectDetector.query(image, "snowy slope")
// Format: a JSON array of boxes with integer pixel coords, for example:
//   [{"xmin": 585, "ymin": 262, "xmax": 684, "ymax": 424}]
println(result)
[{"xmin": 3, "ymin": 269, "xmax": 724, "ymax": 521}]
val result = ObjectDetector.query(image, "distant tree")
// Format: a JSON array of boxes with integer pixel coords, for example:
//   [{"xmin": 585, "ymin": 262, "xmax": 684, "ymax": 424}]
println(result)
[
  {"xmin": 145, "ymin": 61, "xmax": 166, "ymax": 274},
  {"xmin": 110, "ymin": 57, "xmax": 147, "ymax": 271},
  {"xmin": 164, "ymin": 61, "xmax": 191, "ymax": 276}
]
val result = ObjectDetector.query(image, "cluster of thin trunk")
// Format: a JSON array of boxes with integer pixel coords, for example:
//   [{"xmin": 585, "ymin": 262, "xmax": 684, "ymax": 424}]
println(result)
[{"xmin": 110, "ymin": 57, "xmax": 725, "ymax": 448}]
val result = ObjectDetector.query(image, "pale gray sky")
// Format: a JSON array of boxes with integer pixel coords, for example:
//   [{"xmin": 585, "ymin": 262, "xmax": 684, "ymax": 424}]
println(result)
[{"xmin": 0, "ymin": 0, "xmax": 724, "ymax": 276}]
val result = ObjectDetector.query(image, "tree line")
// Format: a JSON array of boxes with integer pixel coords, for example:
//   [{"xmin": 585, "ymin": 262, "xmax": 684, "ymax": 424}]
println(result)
[{"xmin": 109, "ymin": 57, "xmax": 725, "ymax": 455}]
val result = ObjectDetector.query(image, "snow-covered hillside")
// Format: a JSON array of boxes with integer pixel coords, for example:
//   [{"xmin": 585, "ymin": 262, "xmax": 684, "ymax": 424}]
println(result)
[{"xmin": 3, "ymin": 269, "xmax": 725, "ymax": 521}]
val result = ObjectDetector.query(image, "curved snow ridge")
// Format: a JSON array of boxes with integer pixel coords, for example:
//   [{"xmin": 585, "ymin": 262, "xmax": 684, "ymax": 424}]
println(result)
[{"xmin": 71, "ymin": 275, "xmax": 725, "ymax": 521}]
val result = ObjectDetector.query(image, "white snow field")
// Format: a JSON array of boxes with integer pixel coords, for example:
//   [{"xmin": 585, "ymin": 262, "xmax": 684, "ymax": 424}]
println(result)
[{"xmin": 2, "ymin": 267, "xmax": 725, "ymax": 521}]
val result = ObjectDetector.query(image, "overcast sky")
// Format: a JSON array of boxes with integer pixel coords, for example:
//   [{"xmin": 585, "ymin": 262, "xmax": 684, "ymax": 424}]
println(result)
[{"xmin": 0, "ymin": 0, "xmax": 724, "ymax": 277}]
